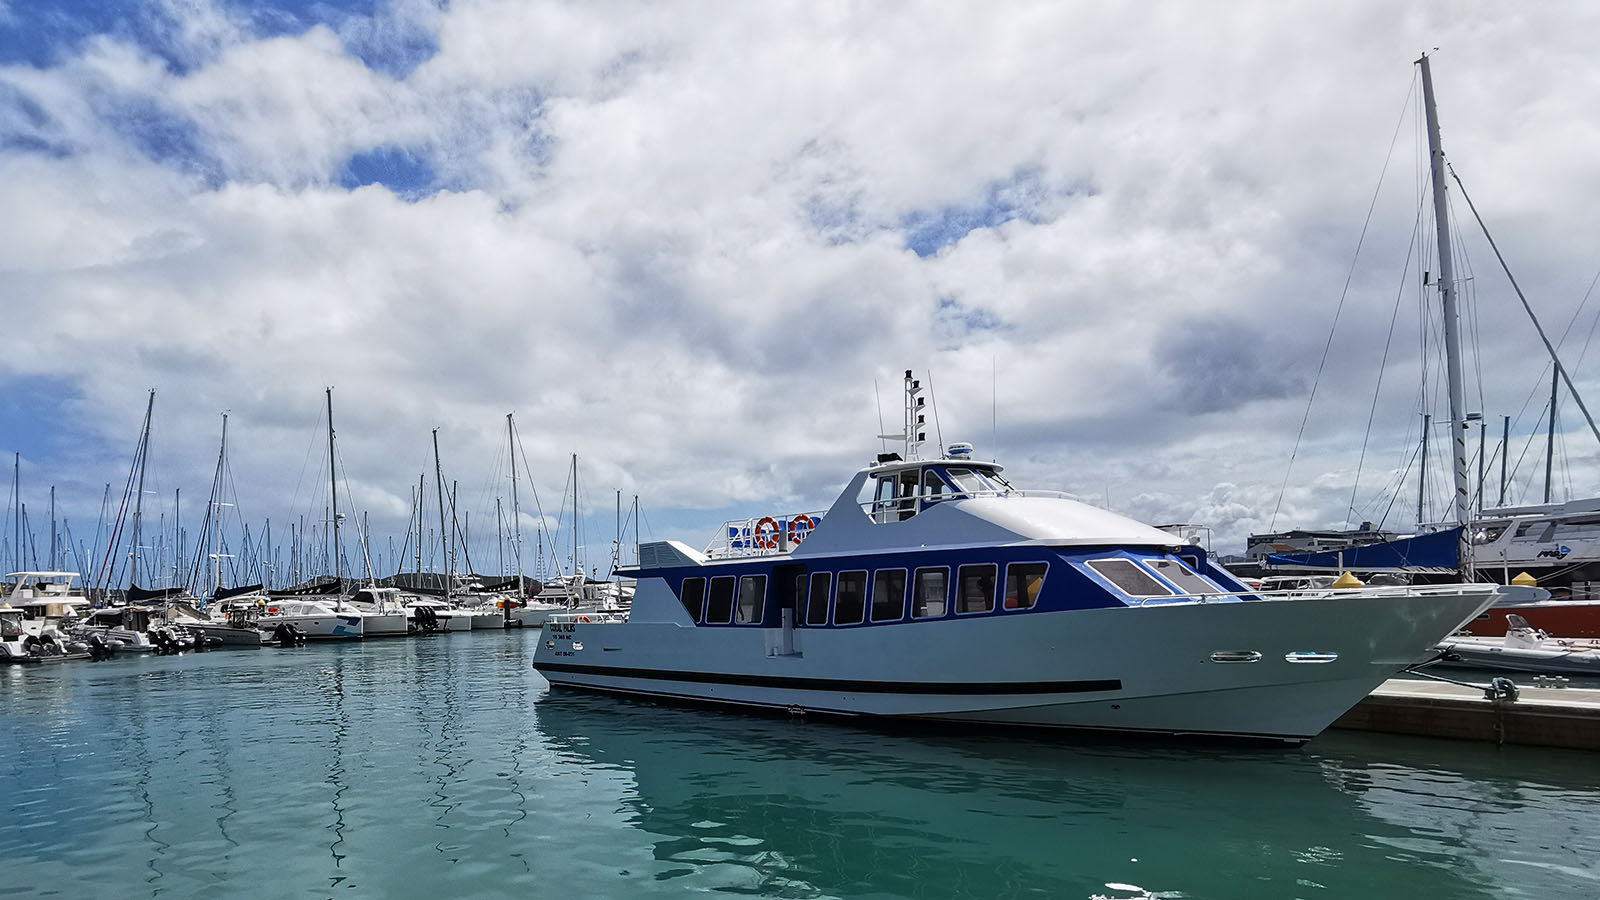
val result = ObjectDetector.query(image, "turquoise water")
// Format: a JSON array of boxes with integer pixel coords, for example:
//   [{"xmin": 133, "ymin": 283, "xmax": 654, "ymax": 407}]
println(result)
[{"xmin": 3, "ymin": 632, "xmax": 1598, "ymax": 900}]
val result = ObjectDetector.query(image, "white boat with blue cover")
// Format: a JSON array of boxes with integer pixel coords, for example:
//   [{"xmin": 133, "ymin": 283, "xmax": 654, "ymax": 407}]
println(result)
[{"xmin": 533, "ymin": 374, "xmax": 1513, "ymax": 743}]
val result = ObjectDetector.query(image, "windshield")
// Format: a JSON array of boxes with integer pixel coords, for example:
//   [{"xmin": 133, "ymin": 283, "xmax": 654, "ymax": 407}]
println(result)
[{"xmin": 944, "ymin": 467, "xmax": 1006, "ymax": 495}]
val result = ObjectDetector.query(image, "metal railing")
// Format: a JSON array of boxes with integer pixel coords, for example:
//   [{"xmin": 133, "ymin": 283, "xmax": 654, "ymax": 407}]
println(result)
[
  {"xmin": 704, "ymin": 511, "xmax": 828, "ymax": 559},
  {"xmin": 858, "ymin": 489, "xmax": 1075, "ymax": 523}
]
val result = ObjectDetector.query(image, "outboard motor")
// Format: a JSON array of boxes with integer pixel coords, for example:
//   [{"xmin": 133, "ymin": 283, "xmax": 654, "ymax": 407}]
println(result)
[
  {"xmin": 271, "ymin": 622, "xmax": 307, "ymax": 647},
  {"xmin": 88, "ymin": 633, "xmax": 115, "ymax": 661}
]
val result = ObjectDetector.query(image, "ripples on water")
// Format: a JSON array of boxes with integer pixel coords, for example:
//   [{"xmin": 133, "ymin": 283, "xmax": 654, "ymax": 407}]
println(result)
[{"xmin": 2, "ymin": 633, "xmax": 1597, "ymax": 899}]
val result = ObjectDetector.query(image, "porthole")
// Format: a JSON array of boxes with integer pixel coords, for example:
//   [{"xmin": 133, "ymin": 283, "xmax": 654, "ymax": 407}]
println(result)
[{"xmin": 1209, "ymin": 650, "xmax": 1261, "ymax": 663}]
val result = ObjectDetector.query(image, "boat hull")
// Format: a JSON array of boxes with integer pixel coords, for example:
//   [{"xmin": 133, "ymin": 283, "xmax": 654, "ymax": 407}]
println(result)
[
  {"xmin": 258, "ymin": 613, "xmax": 364, "ymax": 640},
  {"xmin": 184, "ymin": 622, "xmax": 268, "ymax": 647},
  {"xmin": 359, "ymin": 613, "xmax": 410, "ymax": 637},
  {"xmin": 534, "ymin": 588, "xmax": 1498, "ymax": 742}
]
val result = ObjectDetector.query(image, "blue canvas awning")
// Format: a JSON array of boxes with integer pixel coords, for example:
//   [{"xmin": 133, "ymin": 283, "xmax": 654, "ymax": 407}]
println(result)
[{"xmin": 1265, "ymin": 526, "xmax": 1460, "ymax": 573}]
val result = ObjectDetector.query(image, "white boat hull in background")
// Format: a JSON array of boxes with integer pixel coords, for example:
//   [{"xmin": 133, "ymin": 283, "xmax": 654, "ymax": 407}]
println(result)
[{"xmin": 259, "ymin": 612, "xmax": 363, "ymax": 640}]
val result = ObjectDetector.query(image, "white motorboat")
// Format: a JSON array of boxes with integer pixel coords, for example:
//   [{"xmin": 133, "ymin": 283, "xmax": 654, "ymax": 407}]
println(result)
[
  {"xmin": 257, "ymin": 597, "xmax": 364, "ymax": 640},
  {"xmin": 346, "ymin": 586, "xmax": 411, "ymax": 637},
  {"xmin": 1436, "ymin": 614, "xmax": 1600, "ymax": 675},
  {"xmin": 532, "ymin": 374, "xmax": 1507, "ymax": 744},
  {"xmin": 72, "ymin": 606, "xmax": 158, "ymax": 651},
  {"xmin": 403, "ymin": 597, "xmax": 472, "ymax": 632}
]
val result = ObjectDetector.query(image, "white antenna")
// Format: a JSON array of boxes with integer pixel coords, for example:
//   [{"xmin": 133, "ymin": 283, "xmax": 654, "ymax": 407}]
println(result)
[
  {"xmin": 991, "ymin": 355, "xmax": 998, "ymax": 461},
  {"xmin": 874, "ymin": 379, "xmax": 887, "ymax": 452},
  {"xmin": 925, "ymin": 369, "xmax": 945, "ymax": 452}
]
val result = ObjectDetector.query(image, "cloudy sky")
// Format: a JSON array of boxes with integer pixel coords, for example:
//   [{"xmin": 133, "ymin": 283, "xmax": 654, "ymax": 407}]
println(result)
[{"xmin": 3, "ymin": 1, "xmax": 1600, "ymax": 586}]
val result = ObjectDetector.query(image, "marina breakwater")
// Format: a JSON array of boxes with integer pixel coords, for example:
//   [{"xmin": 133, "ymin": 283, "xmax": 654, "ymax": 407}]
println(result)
[{"xmin": 3, "ymin": 629, "xmax": 1599, "ymax": 899}]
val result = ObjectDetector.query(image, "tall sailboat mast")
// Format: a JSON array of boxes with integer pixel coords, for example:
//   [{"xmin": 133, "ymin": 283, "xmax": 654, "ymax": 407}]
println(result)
[
  {"xmin": 130, "ymin": 389, "xmax": 155, "ymax": 587},
  {"xmin": 211, "ymin": 413, "xmax": 229, "ymax": 596},
  {"xmin": 1418, "ymin": 53, "xmax": 1473, "ymax": 575},
  {"xmin": 433, "ymin": 429, "xmax": 451, "ymax": 602},
  {"xmin": 327, "ymin": 388, "xmax": 344, "ymax": 609},
  {"xmin": 508, "ymin": 413, "xmax": 524, "ymax": 620}
]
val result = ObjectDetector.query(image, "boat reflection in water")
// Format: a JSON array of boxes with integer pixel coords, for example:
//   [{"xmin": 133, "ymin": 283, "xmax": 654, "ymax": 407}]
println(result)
[{"xmin": 534, "ymin": 692, "xmax": 1600, "ymax": 899}]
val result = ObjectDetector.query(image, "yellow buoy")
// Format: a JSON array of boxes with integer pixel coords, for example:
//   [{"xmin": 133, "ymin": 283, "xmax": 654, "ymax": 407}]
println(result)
[
  {"xmin": 1511, "ymin": 571, "xmax": 1538, "ymax": 587},
  {"xmin": 1332, "ymin": 571, "xmax": 1365, "ymax": 589}
]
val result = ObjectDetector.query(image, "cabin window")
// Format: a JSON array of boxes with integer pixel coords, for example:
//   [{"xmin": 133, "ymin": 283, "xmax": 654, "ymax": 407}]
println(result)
[
  {"xmin": 1003, "ymin": 562, "xmax": 1047, "ymax": 610},
  {"xmin": 912, "ymin": 567, "xmax": 948, "ymax": 618},
  {"xmin": 1146, "ymin": 559, "xmax": 1217, "ymax": 595},
  {"xmin": 793, "ymin": 573, "xmax": 807, "ymax": 622},
  {"xmin": 921, "ymin": 468, "xmax": 947, "ymax": 505},
  {"xmin": 956, "ymin": 564, "xmax": 997, "ymax": 613},
  {"xmin": 806, "ymin": 572, "xmax": 832, "ymax": 626},
  {"xmin": 1086, "ymin": 559, "xmax": 1174, "ymax": 597},
  {"xmin": 678, "ymin": 577, "xmax": 706, "ymax": 621},
  {"xmin": 872, "ymin": 472, "xmax": 921, "ymax": 522},
  {"xmin": 736, "ymin": 575, "xmax": 767, "ymax": 624},
  {"xmin": 871, "ymin": 569, "xmax": 907, "ymax": 622},
  {"xmin": 834, "ymin": 571, "xmax": 867, "ymax": 625},
  {"xmin": 706, "ymin": 576, "xmax": 736, "ymax": 623}
]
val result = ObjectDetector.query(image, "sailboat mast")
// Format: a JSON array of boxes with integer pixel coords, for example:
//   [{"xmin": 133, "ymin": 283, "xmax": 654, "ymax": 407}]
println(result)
[
  {"xmin": 1545, "ymin": 368, "xmax": 1557, "ymax": 503},
  {"xmin": 1418, "ymin": 53, "xmax": 1473, "ymax": 574},
  {"xmin": 212, "ymin": 413, "xmax": 229, "ymax": 596},
  {"xmin": 508, "ymin": 413, "xmax": 523, "ymax": 598},
  {"xmin": 572, "ymin": 453, "xmax": 578, "ymax": 584},
  {"xmin": 433, "ymin": 429, "xmax": 450, "ymax": 602},
  {"xmin": 327, "ymin": 389, "xmax": 343, "ymax": 605},
  {"xmin": 130, "ymin": 389, "xmax": 155, "ymax": 587}
]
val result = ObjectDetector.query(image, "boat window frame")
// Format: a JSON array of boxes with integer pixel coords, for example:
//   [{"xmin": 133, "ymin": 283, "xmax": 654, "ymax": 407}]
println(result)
[
  {"xmin": 833, "ymin": 569, "xmax": 868, "ymax": 625},
  {"xmin": 735, "ymin": 574, "xmax": 767, "ymax": 625},
  {"xmin": 1144, "ymin": 557, "xmax": 1220, "ymax": 596},
  {"xmin": 705, "ymin": 575, "xmax": 737, "ymax": 624},
  {"xmin": 912, "ymin": 566, "xmax": 950, "ymax": 618},
  {"xmin": 678, "ymin": 576, "xmax": 707, "ymax": 622},
  {"xmin": 1083, "ymin": 558, "xmax": 1176, "ymax": 598},
  {"xmin": 805, "ymin": 571, "xmax": 832, "ymax": 626},
  {"xmin": 870, "ymin": 568, "xmax": 908, "ymax": 623},
  {"xmin": 1002, "ymin": 561, "xmax": 1048, "ymax": 611},
  {"xmin": 955, "ymin": 563, "xmax": 998, "ymax": 614}
]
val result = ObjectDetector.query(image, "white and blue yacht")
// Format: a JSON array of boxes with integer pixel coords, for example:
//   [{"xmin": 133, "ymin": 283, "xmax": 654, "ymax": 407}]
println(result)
[{"xmin": 533, "ymin": 373, "xmax": 1514, "ymax": 743}]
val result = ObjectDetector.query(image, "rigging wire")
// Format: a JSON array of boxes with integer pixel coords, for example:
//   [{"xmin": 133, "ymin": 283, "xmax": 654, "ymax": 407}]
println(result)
[
  {"xmin": 1270, "ymin": 71, "xmax": 1417, "ymax": 530},
  {"xmin": 1346, "ymin": 196, "xmax": 1425, "ymax": 527}
]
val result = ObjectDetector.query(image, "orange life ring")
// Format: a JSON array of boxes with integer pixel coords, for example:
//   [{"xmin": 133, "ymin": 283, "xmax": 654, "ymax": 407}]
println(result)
[
  {"xmin": 578, "ymin": 615, "xmax": 591, "ymax": 623},
  {"xmin": 788, "ymin": 513, "xmax": 816, "ymax": 543},
  {"xmin": 753, "ymin": 516, "xmax": 780, "ymax": 549}
]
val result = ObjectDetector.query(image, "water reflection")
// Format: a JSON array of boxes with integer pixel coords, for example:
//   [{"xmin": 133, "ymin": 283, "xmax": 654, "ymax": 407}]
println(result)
[
  {"xmin": 5, "ymin": 637, "xmax": 1599, "ymax": 899},
  {"xmin": 535, "ymin": 693, "xmax": 1600, "ymax": 899}
]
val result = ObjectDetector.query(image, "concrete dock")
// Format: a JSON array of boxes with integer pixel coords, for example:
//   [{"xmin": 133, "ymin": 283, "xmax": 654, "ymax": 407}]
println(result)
[{"xmin": 1334, "ymin": 678, "xmax": 1600, "ymax": 750}]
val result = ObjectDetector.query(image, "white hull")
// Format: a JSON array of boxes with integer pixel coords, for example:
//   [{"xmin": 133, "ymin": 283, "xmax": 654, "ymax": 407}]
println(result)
[
  {"xmin": 359, "ymin": 612, "xmax": 410, "ymax": 637},
  {"xmin": 468, "ymin": 611, "xmax": 508, "ymax": 630},
  {"xmin": 535, "ymin": 588, "xmax": 1497, "ymax": 742},
  {"xmin": 185, "ymin": 622, "xmax": 268, "ymax": 647},
  {"xmin": 258, "ymin": 613, "xmax": 364, "ymax": 640}
]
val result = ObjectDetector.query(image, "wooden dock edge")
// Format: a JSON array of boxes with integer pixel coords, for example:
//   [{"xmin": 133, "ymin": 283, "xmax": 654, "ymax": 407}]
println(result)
[{"xmin": 1332, "ymin": 680, "xmax": 1600, "ymax": 750}]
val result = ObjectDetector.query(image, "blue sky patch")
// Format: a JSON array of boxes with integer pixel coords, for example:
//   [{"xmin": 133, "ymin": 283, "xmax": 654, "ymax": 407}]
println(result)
[
  {"xmin": 934, "ymin": 296, "xmax": 1005, "ymax": 347},
  {"xmin": 0, "ymin": 375, "xmax": 86, "ymax": 465},
  {"xmin": 339, "ymin": 145, "xmax": 436, "ymax": 197},
  {"xmin": 901, "ymin": 166, "xmax": 1061, "ymax": 258}
]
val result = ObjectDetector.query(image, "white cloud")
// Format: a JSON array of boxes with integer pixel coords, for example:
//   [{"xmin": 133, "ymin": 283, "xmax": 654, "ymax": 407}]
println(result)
[{"xmin": 3, "ymin": 1, "xmax": 1600, "ymax": 578}]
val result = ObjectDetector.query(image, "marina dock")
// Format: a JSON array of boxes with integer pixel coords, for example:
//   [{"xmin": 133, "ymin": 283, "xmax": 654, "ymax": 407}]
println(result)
[{"xmin": 1335, "ymin": 678, "xmax": 1600, "ymax": 750}]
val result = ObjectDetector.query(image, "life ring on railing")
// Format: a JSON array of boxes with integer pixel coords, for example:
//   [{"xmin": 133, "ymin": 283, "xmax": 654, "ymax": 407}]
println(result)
[
  {"xmin": 753, "ymin": 516, "xmax": 781, "ymax": 549},
  {"xmin": 787, "ymin": 513, "xmax": 816, "ymax": 544},
  {"xmin": 578, "ymin": 615, "xmax": 591, "ymax": 623}
]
